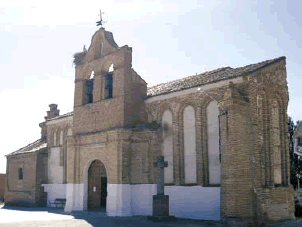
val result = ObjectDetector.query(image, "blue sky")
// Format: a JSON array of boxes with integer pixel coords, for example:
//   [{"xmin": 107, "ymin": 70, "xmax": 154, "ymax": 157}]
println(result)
[{"xmin": 0, "ymin": 0, "xmax": 301, "ymax": 173}]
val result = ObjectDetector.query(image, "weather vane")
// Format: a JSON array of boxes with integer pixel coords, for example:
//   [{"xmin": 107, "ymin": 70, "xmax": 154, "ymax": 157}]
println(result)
[{"xmin": 96, "ymin": 10, "xmax": 106, "ymax": 27}]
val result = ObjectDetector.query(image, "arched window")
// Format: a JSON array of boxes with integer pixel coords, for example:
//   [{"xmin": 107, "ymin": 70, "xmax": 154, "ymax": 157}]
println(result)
[
  {"xmin": 59, "ymin": 130, "xmax": 64, "ymax": 145},
  {"xmin": 105, "ymin": 72, "xmax": 113, "ymax": 99},
  {"xmin": 102, "ymin": 64, "xmax": 114, "ymax": 100},
  {"xmin": 207, "ymin": 101, "xmax": 220, "ymax": 185},
  {"xmin": 67, "ymin": 128, "xmax": 72, "ymax": 136},
  {"xmin": 86, "ymin": 71, "xmax": 95, "ymax": 104},
  {"xmin": 162, "ymin": 110, "xmax": 173, "ymax": 183},
  {"xmin": 53, "ymin": 130, "xmax": 57, "ymax": 146},
  {"xmin": 56, "ymin": 129, "xmax": 61, "ymax": 146},
  {"xmin": 184, "ymin": 106, "xmax": 197, "ymax": 184}
]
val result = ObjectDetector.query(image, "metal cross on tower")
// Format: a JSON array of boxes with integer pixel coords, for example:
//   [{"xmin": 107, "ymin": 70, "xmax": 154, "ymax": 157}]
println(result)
[
  {"xmin": 153, "ymin": 155, "xmax": 168, "ymax": 195},
  {"xmin": 96, "ymin": 10, "xmax": 106, "ymax": 27}
]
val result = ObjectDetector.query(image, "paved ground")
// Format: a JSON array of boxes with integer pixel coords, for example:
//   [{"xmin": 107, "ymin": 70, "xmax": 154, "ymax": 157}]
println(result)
[
  {"xmin": 0, "ymin": 205, "xmax": 222, "ymax": 227},
  {"xmin": 1, "ymin": 205, "xmax": 302, "ymax": 226}
]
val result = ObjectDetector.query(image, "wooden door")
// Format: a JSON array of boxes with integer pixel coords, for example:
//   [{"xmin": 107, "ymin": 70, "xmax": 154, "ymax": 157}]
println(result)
[{"xmin": 88, "ymin": 160, "xmax": 107, "ymax": 209}]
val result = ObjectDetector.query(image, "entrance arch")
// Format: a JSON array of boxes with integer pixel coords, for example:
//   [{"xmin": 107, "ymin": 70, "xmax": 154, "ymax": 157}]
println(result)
[{"xmin": 87, "ymin": 160, "xmax": 107, "ymax": 210}]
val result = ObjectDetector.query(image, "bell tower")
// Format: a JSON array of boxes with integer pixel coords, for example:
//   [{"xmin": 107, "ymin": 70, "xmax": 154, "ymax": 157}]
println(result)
[{"xmin": 72, "ymin": 27, "xmax": 147, "ymax": 134}]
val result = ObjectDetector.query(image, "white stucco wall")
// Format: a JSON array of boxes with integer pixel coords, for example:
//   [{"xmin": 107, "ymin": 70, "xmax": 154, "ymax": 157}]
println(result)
[
  {"xmin": 131, "ymin": 184, "xmax": 157, "ymax": 215},
  {"xmin": 162, "ymin": 110, "xmax": 174, "ymax": 183},
  {"xmin": 64, "ymin": 183, "xmax": 85, "ymax": 212},
  {"xmin": 130, "ymin": 185, "xmax": 221, "ymax": 220},
  {"xmin": 166, "ymin": 186, "xmax": 220, "ymax": 220},
  {"xmin": 48, "ymin": 147, "xmax": 63, "ymax": 184},
  {"xmin": 107, "ymin": 184, "xmax": 132, "ymax": 216},
  {"xmin": 42, "ymin": 184, "xmax": 66, "ymax": 207},
  {"xmin": 207, "ymin": 101, "xmax": 221, "ymax": 184},
  {"xmin": 130, "ymin": 184, "xmax": 220, "ymax": 220},
  {"xmin": 184, "ymin": 106, "xmax": 197, "ymax": 184},
  {"xmin": 62, "ymin": 183, "xmax": 220, "ymax": 220}
]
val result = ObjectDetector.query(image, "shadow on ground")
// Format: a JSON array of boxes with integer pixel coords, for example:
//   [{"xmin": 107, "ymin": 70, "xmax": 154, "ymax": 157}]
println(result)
[{"xmin": 0, "ymin": 205, "xmax": 222, "ymax": 227}]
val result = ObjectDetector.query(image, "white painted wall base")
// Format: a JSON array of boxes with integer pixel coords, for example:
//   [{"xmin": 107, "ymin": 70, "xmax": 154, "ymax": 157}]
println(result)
[
  {"xmin": 54, "ymin": 183, "xmax": 220, "ymax": 220},
  {"xmin": 64, "ymin": 183, "xmax": 84, "ymax": 212},
  {"xmin": 131, "ymin": 184, "xmax": 157, "ymax": 216},
  {"xmin": 166, "ymin": 186, "xmax": 220, "ymax": 220},
  {"xmin": 42, "ymin": 184, "xmax": 66, "ymax": 207},
  {"xmin": 108, "ymin": 184, "xmax": 220, "ymax": 220},
  {"xmin": 107, "ymin": 184, "xmax": 132, "ymax": 216}
]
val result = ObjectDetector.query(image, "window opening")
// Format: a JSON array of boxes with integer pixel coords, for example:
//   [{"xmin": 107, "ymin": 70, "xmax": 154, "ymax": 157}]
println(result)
[
  {"xmin": 105, "ymin": 73, "xmax": 113, "ymax": 99},
  {"xmin": 83, "ymin": 71, "xmax": 95, "ymax": 104},
  {"xmin": 86, "ymin": 79, "xmax": 94, "ymax": 103},
  {"xmin": 18, "ymin": 168, "xmax": 23, "ymax": 180}
]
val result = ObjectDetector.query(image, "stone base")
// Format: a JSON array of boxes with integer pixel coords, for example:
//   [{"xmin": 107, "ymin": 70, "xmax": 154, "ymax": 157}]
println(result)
[{"xmin": 152, "ymin": 195, "xmax": 169, "ymax": 216}]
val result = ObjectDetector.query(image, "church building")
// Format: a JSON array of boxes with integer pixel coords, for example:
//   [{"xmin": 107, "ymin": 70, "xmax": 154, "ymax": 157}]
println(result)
[{"xmin": 5, "ymin": 27, "xmax": 295, "ymax": 224}]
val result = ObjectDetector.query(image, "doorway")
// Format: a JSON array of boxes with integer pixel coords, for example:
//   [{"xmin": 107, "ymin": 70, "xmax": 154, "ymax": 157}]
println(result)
[{"xmin": 88, "ymin": 160, "xmax": 107, "ymax": 210}]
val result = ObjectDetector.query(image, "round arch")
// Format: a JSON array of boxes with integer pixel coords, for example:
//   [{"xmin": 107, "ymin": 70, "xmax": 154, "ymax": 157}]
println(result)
[{"xmin": 83, "ymin": 159, "xmax": 108, "ymax": 211}]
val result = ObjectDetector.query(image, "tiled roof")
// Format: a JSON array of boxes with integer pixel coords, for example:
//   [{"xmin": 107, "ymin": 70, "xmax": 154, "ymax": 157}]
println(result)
[
  {"xmin": 147, "ymin": 56, "xmax": 285, "ymax": 97},
  {"xmin": 7, "ymin": 139, "xmax": 47, "ymax": 156}
]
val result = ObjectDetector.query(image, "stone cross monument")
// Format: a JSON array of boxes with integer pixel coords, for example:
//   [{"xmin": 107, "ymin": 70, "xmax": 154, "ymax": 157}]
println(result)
[{"xmin": 152, "ymin": 155, "xmax": 169, "ymax": 217}]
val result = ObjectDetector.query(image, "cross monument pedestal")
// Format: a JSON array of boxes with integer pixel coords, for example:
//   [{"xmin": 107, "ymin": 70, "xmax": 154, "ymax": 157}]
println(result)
[
  {"xmin": 153, "ymin": 194, "xmax": 169, "ymax": 216},
  {"xmin": 148, "ymin": 155, "xmax": 176, "ymax": 222}
]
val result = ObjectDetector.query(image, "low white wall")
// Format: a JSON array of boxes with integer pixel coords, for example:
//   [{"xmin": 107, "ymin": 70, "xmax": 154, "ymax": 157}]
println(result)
[
  {"xmin": 166, "ymin": 186, "xmax": 220, "ymax": 220},
  {"xmin": 130, "ymin": 185, "xmax": 220, "ymax": 220},
  {"xmin": 61, "ymin": 183, "xmax": 220, "ymax": 220},
  {"xmin": 73, "ymin": 184, "xmax": 85, "ymax": 211},
  {"xmin": 131, "ymin": 184, "xmax": 157, "ymax": 216},
  {"xmin": 64, "ymin": 183, "xmax": 84, "ymax": 212},
  {"xmin": 107, "ymin": 184, "xmax": 132, "ymax": 216},
  {"xmin": 42, "ymin": 184, "xmax": 66, "ymax": 207}
]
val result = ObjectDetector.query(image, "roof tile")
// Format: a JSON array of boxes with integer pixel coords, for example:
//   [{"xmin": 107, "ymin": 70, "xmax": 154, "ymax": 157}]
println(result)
[
  {"xmin": 147, "ymin": 56, "xmax": 285, "ymax": 97},
  {"xmin": 7, "ymin": 139, "xmax": 47, "ymax": 156}
]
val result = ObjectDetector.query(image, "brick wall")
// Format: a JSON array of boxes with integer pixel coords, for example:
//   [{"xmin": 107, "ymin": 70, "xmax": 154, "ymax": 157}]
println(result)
[
  {"xmin": 72, "ymin": 29, "xmax": 147, "ymax": 135},
  {"xmin": 5, "ymin": 153, "xmax": 38, "ymax": 206}
]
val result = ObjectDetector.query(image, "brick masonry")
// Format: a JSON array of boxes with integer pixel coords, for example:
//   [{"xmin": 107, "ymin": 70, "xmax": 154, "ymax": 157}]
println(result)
[{"xmin": 5, "ymin": 150, "xmax": 47, "ymax": 206}]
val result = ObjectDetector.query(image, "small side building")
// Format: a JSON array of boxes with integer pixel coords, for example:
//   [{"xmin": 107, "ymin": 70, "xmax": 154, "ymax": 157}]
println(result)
[{"xmin": 5, "ymin": 140, "xmax": 48, "ymax": 207}]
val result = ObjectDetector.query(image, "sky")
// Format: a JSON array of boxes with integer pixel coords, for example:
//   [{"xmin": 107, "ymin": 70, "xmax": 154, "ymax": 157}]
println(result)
[{"xmin": 0, "ymin": 0, "xmax": 301, "ymax": 173}]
